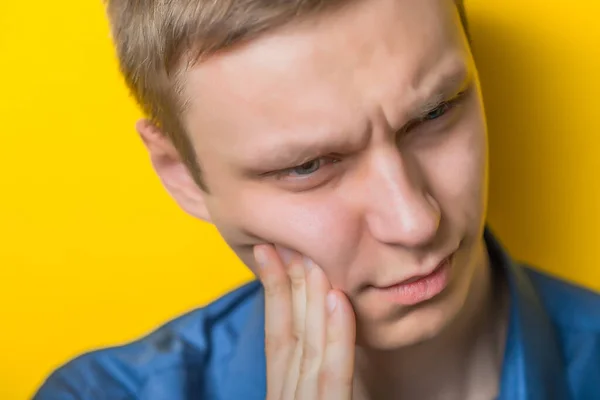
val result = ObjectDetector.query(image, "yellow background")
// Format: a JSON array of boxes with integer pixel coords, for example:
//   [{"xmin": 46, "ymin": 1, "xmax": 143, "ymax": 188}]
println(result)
[{"xmin": 1, "ymin": 1, "xmax": 598, "ymax": 398}]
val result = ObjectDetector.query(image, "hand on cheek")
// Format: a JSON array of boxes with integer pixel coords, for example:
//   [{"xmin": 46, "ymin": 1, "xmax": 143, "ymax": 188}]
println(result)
[{"xmin": 254, "ymin": 244, "xmax": 357, "ymax": 400}]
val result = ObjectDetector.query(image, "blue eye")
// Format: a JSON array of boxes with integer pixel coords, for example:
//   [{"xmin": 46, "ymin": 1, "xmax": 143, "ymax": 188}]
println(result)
[
  {"xmin": 424, "ymin": 102, "xmax": 450, "ymax": 121},
  {"xmin": 291, "ymin": 159, "xmax": 322, "ymax": 175}
]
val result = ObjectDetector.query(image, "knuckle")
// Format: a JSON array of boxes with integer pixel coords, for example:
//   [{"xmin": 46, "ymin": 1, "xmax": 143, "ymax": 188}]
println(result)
[
  {"xmin": 263, "ymin": 278, "xmax": 287, "ymax": 297},
  {"xmin": 290, "ymin": 274, "xmax": 305, "ymax": 291},
  {"xmin": 265, "ymin": 334, "xmax": 286, "ymax": 355},
  {"xmin": 293, "ymin": 325, "xmax": 304, "ymax": 341},
  {"xmin": 299, "ymin": 341, "xmax": 320, "ymax": 374},
  {"xmin": 298, "ymin": 360, "xmax": 314, "ymax": 381},
  {"xmin": 288, "ymin": 265, "xmax": 305, "ymax": 289},
  {"xmin": 319, "ymin": 368, "xmax": 353, "ymax": 391},
  {"xmin": 265, "ymin": 333, "xmax": 297, "ymax": 355},
  {"xmin": 290, "ymin": 333, "xmax": 301, "ymax": 349}
]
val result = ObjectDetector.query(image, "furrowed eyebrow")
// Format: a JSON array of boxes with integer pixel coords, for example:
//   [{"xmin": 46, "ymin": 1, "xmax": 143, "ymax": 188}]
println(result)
[
  {"xmin": 237, "ymin": 122, "xmax": 371, "ymax": 175},
  {"xmin": 235, "ymin": 66, "xmax": 471, "ymax": 176},
  {"xmin": 254, "ymin": 144, "xmax": 330, "ymax": 173},
  {"xmin": 411, "ymin": 66, "xmax": 471, "ymax": 120}
]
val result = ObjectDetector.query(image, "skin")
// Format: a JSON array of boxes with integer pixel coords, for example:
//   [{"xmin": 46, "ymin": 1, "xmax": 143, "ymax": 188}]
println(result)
[
  {"xmin": 254, "ymin": 244, "xmax": 356, "ymax": 399},
  {"xmin": 136, "ymin": 0, "xmax": 508, "ymax": 398}
]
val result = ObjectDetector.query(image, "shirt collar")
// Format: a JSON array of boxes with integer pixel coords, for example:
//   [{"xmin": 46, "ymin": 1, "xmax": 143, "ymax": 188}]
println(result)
[
  {"xmin": 224, "ymin": 227, "xmax": 571, "ymax": 400},
  {"xmin": 485, "ymin": 228, "xmax": 571, "ymax": 399}
]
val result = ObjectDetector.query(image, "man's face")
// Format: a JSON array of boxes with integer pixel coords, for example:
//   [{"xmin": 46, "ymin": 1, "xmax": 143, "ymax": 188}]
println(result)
[{"xmin": 179, "ymin": 0, "xmax": 488, "ymax": 348}]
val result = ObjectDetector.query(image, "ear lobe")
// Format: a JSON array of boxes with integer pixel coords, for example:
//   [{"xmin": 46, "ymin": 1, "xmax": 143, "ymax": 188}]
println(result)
[{"xmin": 135, "ymin": 119, "xmax": 212, "ymax": 222}]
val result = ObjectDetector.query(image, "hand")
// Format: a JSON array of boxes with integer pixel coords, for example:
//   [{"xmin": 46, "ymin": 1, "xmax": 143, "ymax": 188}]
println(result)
[{"xmin": 254, "ymin": 245, "xmax": 356, "ymax": 400}]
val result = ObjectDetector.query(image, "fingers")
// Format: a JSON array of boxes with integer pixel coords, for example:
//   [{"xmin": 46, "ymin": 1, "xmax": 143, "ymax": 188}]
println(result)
[
  {"xmin": 254, "ymin": 244, "xmax": 294, "ymax": 399},
  {"xmin": 319, "ymin": 290, "xmax": 356, "ymax": 400},
  {"xmin": 295, "ymin": 262, "xmax": 331, "ymax": 399},
  {"xmin": 255, "ymin": 244, "xmax": 356, "ymax": 400},
  {"xmin": 276, "ymin": 247, "xmax": 307, "ymax": 399},
  {"xmin": 276, "ymin": 247, "xmax": 307, "ymax": 347}
]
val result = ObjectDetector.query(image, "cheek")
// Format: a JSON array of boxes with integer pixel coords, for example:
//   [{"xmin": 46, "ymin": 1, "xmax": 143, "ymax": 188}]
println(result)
[
  {"xmin": 423, "ymin": 112, "xmax": 488, "ymax": 231},
  {"xmin": 212, "ymin": 190, "xmax": 363, "ymax": 283}
]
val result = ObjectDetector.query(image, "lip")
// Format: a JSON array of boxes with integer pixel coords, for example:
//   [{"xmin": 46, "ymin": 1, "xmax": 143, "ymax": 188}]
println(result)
[{"xmin": 370, "ymin": 254, "xmax": 454, "ymax": 306}]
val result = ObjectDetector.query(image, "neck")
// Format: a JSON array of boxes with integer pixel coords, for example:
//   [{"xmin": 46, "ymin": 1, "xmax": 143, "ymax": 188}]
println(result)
[{"xmin": 353, "ymin": 240, "xmax": 509, "ymax": 400}]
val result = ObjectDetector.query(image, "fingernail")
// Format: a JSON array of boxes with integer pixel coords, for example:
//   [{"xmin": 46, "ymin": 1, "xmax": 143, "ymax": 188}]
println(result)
[
  {"xmin": 303, "ymin": 256, "xmax": 315, "ymax": 270},
  {"xmin": 254, "ymin": 247, "xmax": 268, "ymax": 269},
  {"xmin": 327, "ymin": 292, "xmax": 337, "ymax": 314},
  {"xmin": 275, "ymin": 246, "xmax": 293, "ymax": 265}
]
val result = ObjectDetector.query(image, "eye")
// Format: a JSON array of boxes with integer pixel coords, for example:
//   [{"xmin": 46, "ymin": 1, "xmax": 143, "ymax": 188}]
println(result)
[
  {"xmin": 405, "ymin": 90, "xmax": 468, "ymax": 133},
  {"xmin": 271, "ymin": 156, "xmax": 341, "ymax": 191},
  {"xmin": 278, "ymin": 156, "xmax": 339, "ymax": 180},
  {"xmin": 423, "ymin": 102, "xmax": 451, "ymax": 121},
  {"xmin": 290, "ymin": 159, "xmax": 323, "ymax": 176}
]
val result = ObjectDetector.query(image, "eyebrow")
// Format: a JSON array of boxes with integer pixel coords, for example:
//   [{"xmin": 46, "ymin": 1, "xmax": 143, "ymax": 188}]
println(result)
[
  {"xmin": 410, "ymin": 65, "xmax": 471, "ymax": 121},
  {"xmin": 239, "ymin": 65, "xmax": 471, "ymax": 175},
  {"xmin": 239, "ymin": 122, "xmax": 371, "ymax": 175}
]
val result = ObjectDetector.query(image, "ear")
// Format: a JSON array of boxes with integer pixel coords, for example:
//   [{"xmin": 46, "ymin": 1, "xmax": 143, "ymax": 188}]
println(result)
[{"xmin": 135, "ymin": 119, "xmax": 212, "ymax": 222}]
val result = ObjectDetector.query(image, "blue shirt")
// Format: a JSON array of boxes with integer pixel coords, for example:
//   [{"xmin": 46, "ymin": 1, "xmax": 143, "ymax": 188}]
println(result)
[{"xmin": 34, "ymin": 229, "xmax": 600, "ymax": 400}]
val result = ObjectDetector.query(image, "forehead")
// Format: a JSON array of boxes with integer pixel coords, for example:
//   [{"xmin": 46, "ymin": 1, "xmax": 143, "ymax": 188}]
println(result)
[{"xmin": 182, "ymin": 0, "xmax": 468, "ymax": 163}]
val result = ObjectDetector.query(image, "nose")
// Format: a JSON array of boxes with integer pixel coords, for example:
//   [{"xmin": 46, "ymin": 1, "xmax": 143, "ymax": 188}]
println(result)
[{"xmin": 362, "ymin": 148, "xmax": 440, "ymax": 248}]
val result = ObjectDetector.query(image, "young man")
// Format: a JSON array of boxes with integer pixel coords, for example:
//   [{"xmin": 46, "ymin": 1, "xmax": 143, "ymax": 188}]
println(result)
[{"xmin": 35, "ymin": 0, "xmax": 600, "ymax": 399}]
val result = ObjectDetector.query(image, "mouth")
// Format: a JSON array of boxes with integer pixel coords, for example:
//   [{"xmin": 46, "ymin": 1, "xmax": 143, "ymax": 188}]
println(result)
[{"xmin": 368, "ymin": 254, "xmax": 454, "ymax": 306}]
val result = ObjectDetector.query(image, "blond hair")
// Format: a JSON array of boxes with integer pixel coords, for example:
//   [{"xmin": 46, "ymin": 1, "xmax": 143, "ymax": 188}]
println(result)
[{"xmin": 105, "ymin": 0, "xmax": 469, "ymax": 189}]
